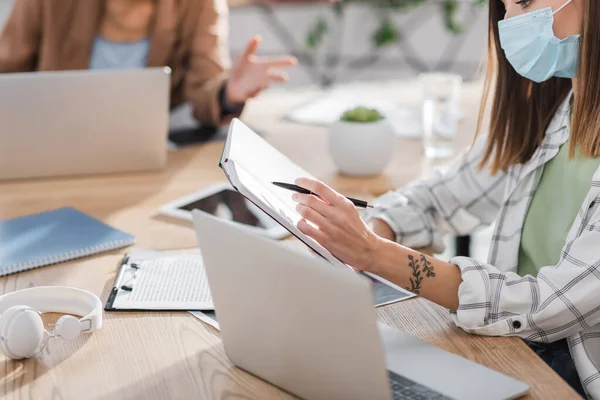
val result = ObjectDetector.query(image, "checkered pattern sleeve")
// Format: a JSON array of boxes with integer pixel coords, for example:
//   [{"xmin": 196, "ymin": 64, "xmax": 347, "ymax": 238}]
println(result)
[
  {"xmin": 363, "ymin": 136, "xmax": 507, "ymax": 253},
  {"xmin": 451, "ymin": 201, "xmax": 600, "ymax": 341}
]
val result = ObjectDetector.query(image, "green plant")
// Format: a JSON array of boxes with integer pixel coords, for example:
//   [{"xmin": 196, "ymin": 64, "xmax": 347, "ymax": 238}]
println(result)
[
  {"xmin": 306, "ymin": 0, "xmax": 487, "ymax": 49},
  {"xmin": 340, "ymin": 106, "xmax": 384, "ymax": 123}
]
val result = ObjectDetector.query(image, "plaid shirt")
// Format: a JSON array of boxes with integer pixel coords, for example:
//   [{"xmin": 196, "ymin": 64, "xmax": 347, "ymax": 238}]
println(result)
[{"xmin": 365, "ymin": 93, "xmax": 600, "ymax": 399}]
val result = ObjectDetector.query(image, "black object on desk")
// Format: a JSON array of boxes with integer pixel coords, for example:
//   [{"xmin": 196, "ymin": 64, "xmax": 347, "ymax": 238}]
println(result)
[
  {"xmin": 168, "ymin": 126, "xmax": 221, "ymax": 146},
  {"xmin": 168, "ymin": 103, "xmax": 220, "ymax": 146}
]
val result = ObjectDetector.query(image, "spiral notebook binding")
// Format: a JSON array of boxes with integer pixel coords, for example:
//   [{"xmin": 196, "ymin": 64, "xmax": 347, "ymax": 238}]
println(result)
[{"xmin": 3, "ymin": 237, "xmax": 135, "ymax": 277}]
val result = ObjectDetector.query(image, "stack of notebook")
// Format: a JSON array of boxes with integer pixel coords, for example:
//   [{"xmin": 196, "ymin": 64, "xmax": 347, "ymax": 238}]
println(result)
[{"xmin": 0, "ymin": 207, "xmax": 135, "ymax": 277}]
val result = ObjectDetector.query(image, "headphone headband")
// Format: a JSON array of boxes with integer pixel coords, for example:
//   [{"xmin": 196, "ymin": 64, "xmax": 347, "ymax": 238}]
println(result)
[{"xmin": 0, "ymin": 286, "xmax": 102, "ymax": 333}]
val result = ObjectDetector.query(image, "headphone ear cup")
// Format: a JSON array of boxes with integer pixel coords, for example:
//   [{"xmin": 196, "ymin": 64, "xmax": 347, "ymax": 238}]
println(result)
[
  {"xmin": 0, "ymin": 305, "xmax": 25, "ymax": 352},
  {"xmin": 0, "ymin": 305, "xmax": 44, "ymax": 360},
  {"xmin": 55, "ymin": 315, "xmax": 81, "ymax": 341}
]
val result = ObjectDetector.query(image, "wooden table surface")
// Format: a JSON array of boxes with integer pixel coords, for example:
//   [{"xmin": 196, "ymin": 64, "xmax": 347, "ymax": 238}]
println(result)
[{"xmin": 0, "ymin": 80, "xmax": 580, "ymax": 399}]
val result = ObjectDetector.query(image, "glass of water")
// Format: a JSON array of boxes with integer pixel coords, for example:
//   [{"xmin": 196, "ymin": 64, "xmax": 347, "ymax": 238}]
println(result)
[{"xmin": 419, "ymin": 73, "xmax": 463, "ymax": 159}]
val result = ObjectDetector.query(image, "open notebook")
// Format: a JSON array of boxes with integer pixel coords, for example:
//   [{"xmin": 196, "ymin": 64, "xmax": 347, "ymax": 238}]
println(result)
[{"xmin": 218, "ymin": 119, "xmax": 414, "ymax": 307}]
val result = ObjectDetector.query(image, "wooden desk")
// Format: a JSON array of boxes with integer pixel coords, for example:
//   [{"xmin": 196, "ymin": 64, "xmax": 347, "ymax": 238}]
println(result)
[{"xmin": 0, "ymin": 80, "xmax": 580, "ymax": 399}]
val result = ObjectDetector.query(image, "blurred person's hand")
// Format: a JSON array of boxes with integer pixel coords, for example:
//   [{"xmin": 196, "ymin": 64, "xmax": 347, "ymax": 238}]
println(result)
[{"xmin": 225, "ymin": 35, "xmax": 297, "ymax": 105}]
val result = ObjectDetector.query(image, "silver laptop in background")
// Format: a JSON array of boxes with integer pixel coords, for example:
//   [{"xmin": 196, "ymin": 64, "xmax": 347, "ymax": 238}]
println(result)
[
  {"xmin": 192, "ymin": 209, "xmax": 530, "ymax": 400},
  {"xmin": 0, "ymin": 68, "xmax": 171, "ymax": 180}
]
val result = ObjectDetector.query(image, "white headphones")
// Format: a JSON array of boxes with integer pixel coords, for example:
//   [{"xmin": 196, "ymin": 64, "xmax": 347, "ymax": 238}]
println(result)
[{"xmin": 0, "ymin": 286, "xmax": 102, "ymax": 360}]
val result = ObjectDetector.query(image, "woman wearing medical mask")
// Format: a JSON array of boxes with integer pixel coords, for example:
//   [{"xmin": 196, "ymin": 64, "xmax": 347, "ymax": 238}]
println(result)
[{"xmin": 292, "ymin": 0, "xmax": 598, "ymax": 397}]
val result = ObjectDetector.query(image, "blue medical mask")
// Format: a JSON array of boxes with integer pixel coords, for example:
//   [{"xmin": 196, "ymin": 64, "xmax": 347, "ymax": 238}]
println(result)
[{"xmin": 498, "ymin": 0, "xmax": 580, "ymax": 83}]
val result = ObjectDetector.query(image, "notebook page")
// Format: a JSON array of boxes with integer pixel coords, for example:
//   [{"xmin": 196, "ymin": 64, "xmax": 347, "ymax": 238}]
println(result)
[
  {"xmin": 112, "ymin": 252, "xmax": 213, "ymax": 310},
  {"xmin": 233, "ymin": 161, "xmax": 302, "ymax": 227},
  {"xmin": 227, "ymin": 119, "xmax": 318, "ymax": 217},
  {"xmin": 223, "ymin": 120, "xmax": 354, "ymax": 272}
]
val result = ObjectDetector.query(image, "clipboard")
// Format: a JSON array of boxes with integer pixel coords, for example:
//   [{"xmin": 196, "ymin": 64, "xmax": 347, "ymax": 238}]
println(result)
[{"xmin": 104, "ymin": 249, "xmax": 214, "ymax": 312}]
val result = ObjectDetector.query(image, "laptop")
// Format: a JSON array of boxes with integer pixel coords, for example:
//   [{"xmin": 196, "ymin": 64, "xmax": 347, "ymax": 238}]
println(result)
[
  {"xmin": 0, "ymin": 68, "xmax": 171, "ymax": 180},
  {"xmin": 192, "ymin": 209, "xmax": 530, "ymax": 400}
]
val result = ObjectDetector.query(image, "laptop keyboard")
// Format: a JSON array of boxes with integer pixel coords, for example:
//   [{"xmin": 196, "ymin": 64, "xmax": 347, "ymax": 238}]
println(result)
[{"xmin": 388, "ymin": 370, "xmax": 452, "ymax": 400}]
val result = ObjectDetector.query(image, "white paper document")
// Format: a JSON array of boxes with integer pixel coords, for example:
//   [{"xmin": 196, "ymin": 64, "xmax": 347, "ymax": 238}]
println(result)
[
  {"xmin": 108, "ymin": 249, "xmax": 213, "ymax": 311},
  {"xmin": 189, "ymin": 310, "xmax": 219, "ymax": 330},
  {"xmin": 284, "ymin": 94, "xmax": 423, "ymax": 138},
  {"xmin": 284, "ymin": 92, "xmax": 463, "ymax": 139}
]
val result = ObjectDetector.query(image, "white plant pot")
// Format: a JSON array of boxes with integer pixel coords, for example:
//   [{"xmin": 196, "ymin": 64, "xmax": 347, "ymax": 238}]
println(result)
[{"xmin": 328, "ymin": 118, "xmax": 396, "ymax": 177}]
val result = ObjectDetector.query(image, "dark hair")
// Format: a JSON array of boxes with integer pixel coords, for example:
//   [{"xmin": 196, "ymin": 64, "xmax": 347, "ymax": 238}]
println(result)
[{"xmin": 476, "ymin": 1, "xmax": 597, "ymax": 174}]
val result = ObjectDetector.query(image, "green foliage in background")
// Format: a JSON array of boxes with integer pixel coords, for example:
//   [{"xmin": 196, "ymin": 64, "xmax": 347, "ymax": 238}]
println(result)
[
  {"xmin": 306, "ymin": 0, "xmax": 487, "ymax": 49},
  {"xmin": 340, "ymin": 106, "xmax": 384, "ymax": 123}
]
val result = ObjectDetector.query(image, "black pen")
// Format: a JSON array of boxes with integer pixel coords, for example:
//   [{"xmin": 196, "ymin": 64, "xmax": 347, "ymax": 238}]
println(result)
[{"xmin": 272, "ymin": 181, "xmax": 373, "ymax": 209}]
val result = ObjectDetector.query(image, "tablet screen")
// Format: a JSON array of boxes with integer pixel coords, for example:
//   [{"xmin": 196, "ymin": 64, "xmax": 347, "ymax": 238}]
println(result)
[{"xmin": 177, "ymin": 189, "xmax": 279, "ymax": 229}]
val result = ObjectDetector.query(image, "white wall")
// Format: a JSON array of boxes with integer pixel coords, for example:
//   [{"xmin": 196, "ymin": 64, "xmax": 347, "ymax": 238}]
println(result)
[{"xmin": 228, "ymin": 3, "xmax": 488, "ymax": 87}]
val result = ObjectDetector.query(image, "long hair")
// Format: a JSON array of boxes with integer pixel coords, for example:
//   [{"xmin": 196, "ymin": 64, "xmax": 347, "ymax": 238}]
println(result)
[{"xmin": 476, "ymin": 1, "xmax": 598, "ymax": 174}]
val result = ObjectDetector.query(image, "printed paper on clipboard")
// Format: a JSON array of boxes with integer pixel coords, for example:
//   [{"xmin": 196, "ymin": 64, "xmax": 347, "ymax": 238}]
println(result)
[{"xmin": 218, "ymin": 118, "xmax": 415, "ymax": 307}]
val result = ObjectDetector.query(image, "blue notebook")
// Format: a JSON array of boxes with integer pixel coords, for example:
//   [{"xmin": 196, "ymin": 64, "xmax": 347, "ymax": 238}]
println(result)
[{"xmin": 0, "ymin": 207, "xmax": 135, "ymax": 276}]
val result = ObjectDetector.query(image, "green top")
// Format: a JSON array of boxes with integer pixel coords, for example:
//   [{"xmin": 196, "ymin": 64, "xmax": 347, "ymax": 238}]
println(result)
[{"xmin": 518, "ymin": 138, "xmax": 600, "ymax": 277}]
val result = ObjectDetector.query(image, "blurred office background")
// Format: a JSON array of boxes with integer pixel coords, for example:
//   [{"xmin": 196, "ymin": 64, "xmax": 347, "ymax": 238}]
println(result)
[
  {"xmin": 0, "ymin": 0, "xmax": 488, "ymax": 86},
  {"xmin": 224, "ymin": 0, "xmax": 488, "ymax": 87},
  {"xmin": 0, "ymin": 0, "xmax": 492, "ymax": 259}
]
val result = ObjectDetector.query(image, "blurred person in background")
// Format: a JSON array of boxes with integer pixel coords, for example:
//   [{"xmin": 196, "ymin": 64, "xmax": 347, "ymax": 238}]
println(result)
[{"xmin": 0, "ymin": 0, "xmax": 299, "ymax": 126}]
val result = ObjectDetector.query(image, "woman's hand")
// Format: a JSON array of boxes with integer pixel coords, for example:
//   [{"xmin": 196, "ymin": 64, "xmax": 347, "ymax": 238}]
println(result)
[
  {"xmin": 293, "ymin": 178, "xmax": 462, "ymax": 309},
  {"xmin": 226, "ymin": 35, "xmax": 297, "ymax": 104},
  {"xmin": 292, "ymin": 177, "xmax": 385, "ymax": 272}
]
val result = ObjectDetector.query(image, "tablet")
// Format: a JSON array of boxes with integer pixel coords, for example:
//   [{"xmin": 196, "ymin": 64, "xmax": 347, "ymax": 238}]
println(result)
[{"xmin": 159, "ymin": 182, "xmax": 290, "ymax": 240}]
